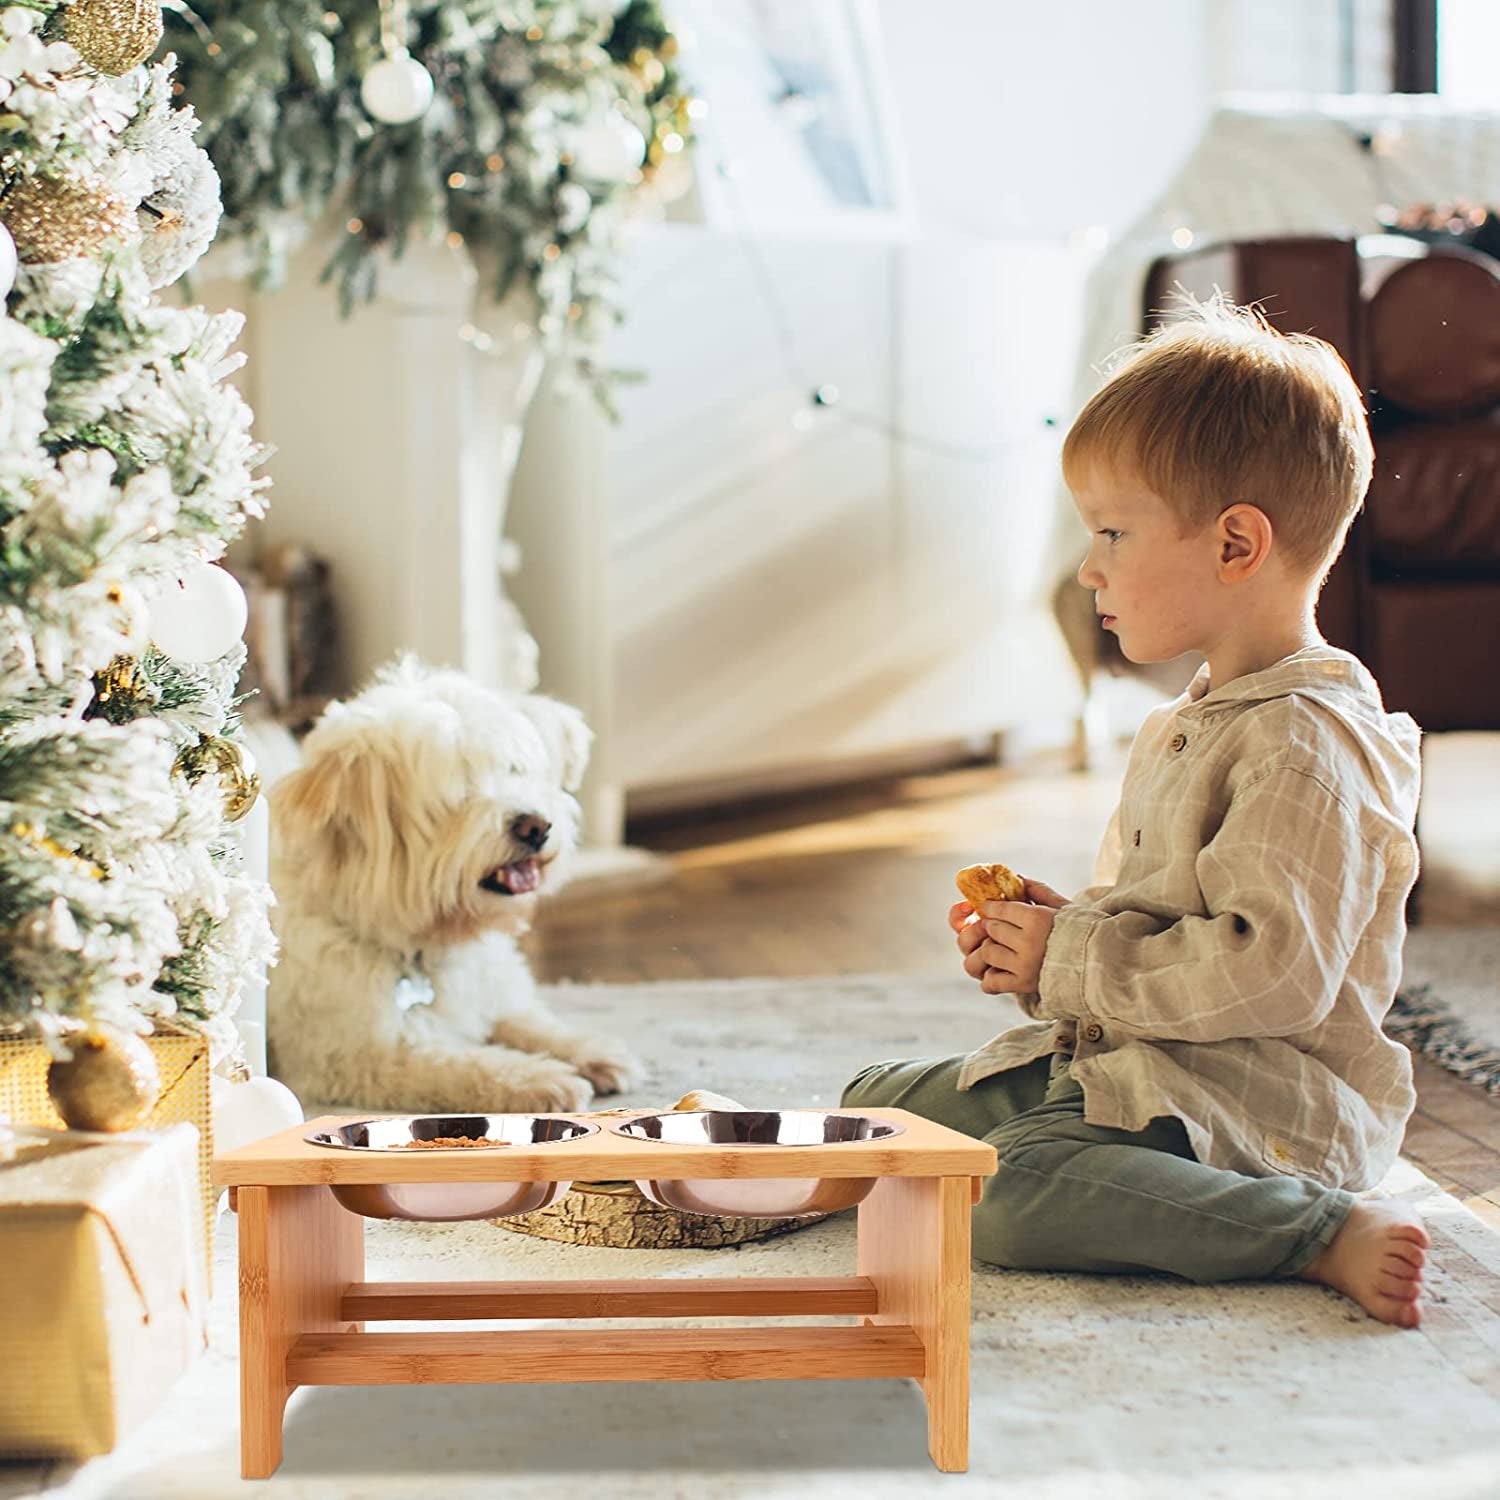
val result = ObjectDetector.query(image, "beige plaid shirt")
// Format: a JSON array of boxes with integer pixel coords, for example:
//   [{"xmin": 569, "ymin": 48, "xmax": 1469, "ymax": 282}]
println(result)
[{"xmin": 958, "ymin": 645, "xmax": 1422, "ymax": 1190}]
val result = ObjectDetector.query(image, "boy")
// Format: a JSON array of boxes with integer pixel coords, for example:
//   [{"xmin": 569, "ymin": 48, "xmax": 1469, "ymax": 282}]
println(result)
[{"xmin": 843, "ymin": 298, "xmax": 1429, "ymax": 1327}]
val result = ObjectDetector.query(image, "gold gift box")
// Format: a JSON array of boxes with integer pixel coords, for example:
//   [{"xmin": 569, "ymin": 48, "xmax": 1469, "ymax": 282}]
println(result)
[
  {"xmin": 0, "ymin": 1124, "xmax": 206, "ymax": 1459},
  {"xmin": 0, "ymin": 1029, "xmax": 215, "ymax": 1283}
]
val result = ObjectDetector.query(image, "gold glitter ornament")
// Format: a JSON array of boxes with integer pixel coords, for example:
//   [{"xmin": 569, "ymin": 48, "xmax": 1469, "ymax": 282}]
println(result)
[
  {"xmin": 93, "ymin": 652, "xmax": 146, "ymax": 706},
  {"xmin": 0, "ymin": 175, "xmax": 141, "ymax": 264},
  {"xmin": 176, "ymin": 733, "xmax": 261, "ymax": 823},
  {"xmin": 63, "ymin": 0, "xmax": 164, "ymax": 76},
  {"xmin": 47, "ymin": 1027, "xmax": 162, "ymax": 1132}
]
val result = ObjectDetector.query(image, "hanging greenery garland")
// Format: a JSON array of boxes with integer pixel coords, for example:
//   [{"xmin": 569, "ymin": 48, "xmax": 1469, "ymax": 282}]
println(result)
[{"xmin": 163, "ymin": 0, "xmax": 697, "ymax": 396}]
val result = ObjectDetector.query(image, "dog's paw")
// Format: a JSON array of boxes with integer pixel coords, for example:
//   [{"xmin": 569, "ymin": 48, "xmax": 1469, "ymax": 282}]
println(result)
[
  {"xmin": 567, "ymin": 1041, "xmax": 643, "ymax": 1097},
  {"xmin": 497, "ymin": 1057, "xmax": 595, "ymax": 1114}
]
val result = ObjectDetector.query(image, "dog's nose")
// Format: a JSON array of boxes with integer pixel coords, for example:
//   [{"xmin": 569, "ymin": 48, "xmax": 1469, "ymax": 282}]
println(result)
[{"xmin": 512, "ymin": 814, "xmax": 551, "ymax": 851}]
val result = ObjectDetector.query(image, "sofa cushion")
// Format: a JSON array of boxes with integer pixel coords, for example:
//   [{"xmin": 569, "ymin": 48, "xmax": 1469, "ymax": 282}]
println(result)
[
  {"xmin": 1367, "ymin": 246, "xmax": 1500, "ymax": 417},
  {"xmin": 1364, "ymin": 579, "xmax": 1500, "ymax": 731},
  {"xmin": 1364, "ymin": 418, "xmax": 1500, "ymax": 572}
]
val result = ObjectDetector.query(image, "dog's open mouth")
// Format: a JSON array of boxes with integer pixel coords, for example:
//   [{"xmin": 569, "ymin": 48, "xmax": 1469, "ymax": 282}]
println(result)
[{"xmin": 479, "ymin": 857, "xmax": 542, "ymax": 896}]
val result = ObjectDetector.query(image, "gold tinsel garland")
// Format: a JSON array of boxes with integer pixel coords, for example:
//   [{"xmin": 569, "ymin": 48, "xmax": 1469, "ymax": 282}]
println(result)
[{"xmin": 63, "ymin": 0, "xmax": 164, "ymax": 77}]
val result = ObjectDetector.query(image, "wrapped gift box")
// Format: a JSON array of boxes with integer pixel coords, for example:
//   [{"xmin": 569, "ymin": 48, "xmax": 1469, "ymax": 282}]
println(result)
[
  {"xmin": 0, "ymin": 1029, "xmax": 215, "ymax": 1281},
  {"xmin": 0, "ymin": 1123, "xmax": 206, "ymax": 1459}
]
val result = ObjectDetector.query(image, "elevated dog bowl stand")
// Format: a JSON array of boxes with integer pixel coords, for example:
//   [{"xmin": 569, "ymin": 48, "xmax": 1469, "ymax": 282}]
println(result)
[{"xmin": 215, "ymin": 1109, "xmax": 997, "ymax": 1477}]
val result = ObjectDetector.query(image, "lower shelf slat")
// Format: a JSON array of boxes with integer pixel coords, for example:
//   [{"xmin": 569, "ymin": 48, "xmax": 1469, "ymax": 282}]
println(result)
[
  {"xmin": 341, "ymin": 1275, "xmax": 880, "ymax": 1322},
  {"xmin": 286, "ymin": 1325, "xmax": 926, "ymax": 1385}
]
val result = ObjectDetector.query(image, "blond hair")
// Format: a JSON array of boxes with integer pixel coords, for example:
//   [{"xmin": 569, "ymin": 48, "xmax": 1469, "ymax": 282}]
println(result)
[{"xmin": 1062, "ymin": 296, "xmax": 1373, "ymax": 575}]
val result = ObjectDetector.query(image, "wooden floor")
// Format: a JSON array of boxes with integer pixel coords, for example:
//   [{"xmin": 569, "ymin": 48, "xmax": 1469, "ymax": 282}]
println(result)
[{"xmin": 526, "ymin": 755, "xmax": 1500, "ymax": 1236}]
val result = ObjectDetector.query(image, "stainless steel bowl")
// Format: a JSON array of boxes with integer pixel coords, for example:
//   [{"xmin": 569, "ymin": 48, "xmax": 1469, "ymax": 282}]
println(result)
[
  {"xmin": 304, "ymin": 1114, "xmax": 597, "ymax": 1221},
  {"xmin": 611, "ymin": 1110, "xmax": 904, "ymax": 1219}
]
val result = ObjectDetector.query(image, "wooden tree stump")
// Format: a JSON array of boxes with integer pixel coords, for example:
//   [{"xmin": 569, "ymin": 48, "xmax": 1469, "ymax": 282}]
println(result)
[{"xmin": 492, "ymin": 1181, "xmax": 833, "ymax": 1249}]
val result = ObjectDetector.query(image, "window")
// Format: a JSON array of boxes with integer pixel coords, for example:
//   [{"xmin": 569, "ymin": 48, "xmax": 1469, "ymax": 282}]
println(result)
[{"xmin": 1435, "ymin": 0, "xmax": 1500, "ymax": 97}]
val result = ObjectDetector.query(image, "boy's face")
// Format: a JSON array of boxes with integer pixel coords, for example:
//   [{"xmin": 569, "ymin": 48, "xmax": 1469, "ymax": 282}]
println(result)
[{"xmin": 1072, "ymin": 467, "xmax": 1221, "ymax": 665}]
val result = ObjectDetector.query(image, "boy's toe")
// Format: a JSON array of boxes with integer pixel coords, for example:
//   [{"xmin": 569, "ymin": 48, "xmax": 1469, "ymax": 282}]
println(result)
[{"xmin": 1377, "ymin": 1268, "xmax": 1420, "ymax": 1298}]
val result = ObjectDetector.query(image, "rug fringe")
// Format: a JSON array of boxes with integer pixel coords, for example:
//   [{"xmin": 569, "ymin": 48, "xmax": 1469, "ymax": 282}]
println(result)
[{"xmin": 1387, "ymin": 983, "xmax": 1500, "ymax": 1095}]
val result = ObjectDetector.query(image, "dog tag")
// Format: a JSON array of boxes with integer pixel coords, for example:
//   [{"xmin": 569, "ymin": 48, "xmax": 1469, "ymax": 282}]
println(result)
[{"xmin": 394, "ymin": 973, "xmax": 435, "ymax": 1012}]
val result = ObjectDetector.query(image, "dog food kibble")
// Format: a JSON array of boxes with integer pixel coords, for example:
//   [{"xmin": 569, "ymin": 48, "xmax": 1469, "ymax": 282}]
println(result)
[{"xmin": 400, "ymin": 1136, "xmax": 508, "ymax": 1149}]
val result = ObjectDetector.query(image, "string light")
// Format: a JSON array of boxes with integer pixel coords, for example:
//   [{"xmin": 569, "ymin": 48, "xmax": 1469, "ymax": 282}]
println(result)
[{"xmin": 704, "ymin": 159, "xmax": 1038, "ymax": 464}]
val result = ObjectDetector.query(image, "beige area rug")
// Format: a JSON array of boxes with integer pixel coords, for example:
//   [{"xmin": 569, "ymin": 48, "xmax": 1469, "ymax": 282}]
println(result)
[{"xmin": 12, "ymin": 975, "xmax": 1500, "ymax": 1500}]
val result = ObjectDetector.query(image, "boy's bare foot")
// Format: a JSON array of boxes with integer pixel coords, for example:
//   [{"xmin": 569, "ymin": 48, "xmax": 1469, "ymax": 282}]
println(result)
[{"xmin": 1298, "ymin": 1198, "xmax": 1429, "ymax": 1328}]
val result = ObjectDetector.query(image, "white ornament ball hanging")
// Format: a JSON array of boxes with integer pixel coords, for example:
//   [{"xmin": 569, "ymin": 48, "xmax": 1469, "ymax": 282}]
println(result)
[
  {"xmin": 211, "ymin": 1072, "xmax": 303, "ymax": 1156},
  {"xmin": 147, "ymin": 561, "xmax": 248, "ymax": 663},
  {"xmin": 0, "ymin": 221, "xmax": 16, "ymax": 302},
  {"xmin": 555, "ymin": 181, "xmax": 593, "ymax": 234},
  {"xmin": 360, "ymin": 50, "xmax": 435, "ymax": 125},
  {"xmin": 571, "ymin": 114, "xmax": 647, "ymax": 182}
]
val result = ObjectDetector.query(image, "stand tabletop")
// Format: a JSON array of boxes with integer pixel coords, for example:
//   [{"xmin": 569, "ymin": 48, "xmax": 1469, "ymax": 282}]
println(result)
[{"xmin": 214, "ymin": 1108, "xmax": 997, "ymax": 1187}]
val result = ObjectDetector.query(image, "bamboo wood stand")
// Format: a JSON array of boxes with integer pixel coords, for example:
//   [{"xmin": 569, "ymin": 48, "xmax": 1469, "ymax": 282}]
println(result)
[{"xmin": 216, "ymin": 1109, "xmax": 996, "ymax": 1477}]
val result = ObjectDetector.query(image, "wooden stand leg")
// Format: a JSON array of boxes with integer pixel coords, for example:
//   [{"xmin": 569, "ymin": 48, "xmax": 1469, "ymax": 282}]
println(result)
[
  {"xmin": 237, "ymin": 1185, "xmax": 365, "ymax": 1479},
  {"xmin": 857, "ymin": 1176, "xmax": 972, "ymax": 1473}
]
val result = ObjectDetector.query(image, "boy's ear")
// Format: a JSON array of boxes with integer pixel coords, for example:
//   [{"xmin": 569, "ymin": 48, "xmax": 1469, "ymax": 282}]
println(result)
[
  {"xmin": 517, "ymin": 695, "xmax": 592, "ymax": 791},
  {"xmin": 1216, "ymin": 503, "xmax": 1274, "ymax": 579}
]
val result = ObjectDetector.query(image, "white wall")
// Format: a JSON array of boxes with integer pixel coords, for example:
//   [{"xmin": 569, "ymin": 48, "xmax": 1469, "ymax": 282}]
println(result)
[{"xmin": 874, "ymin": 0, "xmax": 1214, "ymax": 241}]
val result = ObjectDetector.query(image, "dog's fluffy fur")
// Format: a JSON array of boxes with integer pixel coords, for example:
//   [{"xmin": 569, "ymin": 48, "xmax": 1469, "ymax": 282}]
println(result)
[{"xmin": 267, "ymin": 659, "xmax": 641, "ymax": 1113}]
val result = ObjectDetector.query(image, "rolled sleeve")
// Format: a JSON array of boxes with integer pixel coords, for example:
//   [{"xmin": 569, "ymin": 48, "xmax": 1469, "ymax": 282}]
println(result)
[{"xmin": 1032, "ymin": 766, "xmax": 1383, "ymax": 1045}]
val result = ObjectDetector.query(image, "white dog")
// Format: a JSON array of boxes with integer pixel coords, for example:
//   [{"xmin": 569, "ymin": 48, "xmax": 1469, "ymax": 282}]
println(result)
[{"xmin": 266, "ymin": 658, "xmax": 641, "ymax": 1113}]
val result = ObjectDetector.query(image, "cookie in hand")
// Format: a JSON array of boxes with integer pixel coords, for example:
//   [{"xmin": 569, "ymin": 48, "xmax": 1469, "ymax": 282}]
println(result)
[{"xmin": 955, "ymin": 862, "xmax": 1026, "ymax": 910}]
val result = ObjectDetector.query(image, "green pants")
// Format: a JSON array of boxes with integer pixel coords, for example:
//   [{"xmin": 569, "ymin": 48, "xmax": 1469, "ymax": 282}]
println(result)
[{"xmin": 842, "ymin": 1051, "xmax": 1355, "ymax": 1283}]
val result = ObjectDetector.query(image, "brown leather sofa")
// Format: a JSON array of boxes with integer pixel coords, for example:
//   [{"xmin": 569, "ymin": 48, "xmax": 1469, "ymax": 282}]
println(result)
[{"xmin": 1135, "ymin": 233, "xmax": 1500, "ymax": 736}]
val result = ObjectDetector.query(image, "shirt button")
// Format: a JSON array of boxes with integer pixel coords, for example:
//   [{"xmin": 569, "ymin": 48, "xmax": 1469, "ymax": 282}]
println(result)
[
  {"xmin": 1082, "ymin": 1021, "xmax": 1104, "ymax": 1043},
  {"xmin": 1169, "ymin": 732, "xmax": 1188, "ymax": 752}
]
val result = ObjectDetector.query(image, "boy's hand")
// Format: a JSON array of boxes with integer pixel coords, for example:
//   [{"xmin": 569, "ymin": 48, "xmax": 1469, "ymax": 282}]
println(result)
[{"xmin": 950, "ymin": 878, "xmax": 1069, "ymax": 995}]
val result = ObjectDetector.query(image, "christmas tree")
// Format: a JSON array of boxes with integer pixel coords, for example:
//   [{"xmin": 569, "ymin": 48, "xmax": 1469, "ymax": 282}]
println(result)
[
  {"xmin": 0, "ymin": 0, "xmax": 272, "ymax": 1117},
  {"xmin": 165, "ymin": 0, "xmax": 695, "ymax": 406}
]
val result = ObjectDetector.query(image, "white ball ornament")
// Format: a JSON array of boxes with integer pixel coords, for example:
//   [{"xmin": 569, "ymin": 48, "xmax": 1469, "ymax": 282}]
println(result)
[
  {"xmin": 212, "ymin": 1073, "xmax": 304, "ymax": 1156},
  {"xmin": 555, "ymin": 182, "xmax": 593, "ymax": 234},
  {"xmin": 360, "ymin": 50, "xmax": 435, "ymax": 125},
  {"xmin": 571, "ymin": 114, "xmax": 647, "ymax": 182},
  {"xmin": 147, "ymin": 561, "xmax": 248, "ymax": 663},
  {"xmin": 0, "ymin": 221, "xmax": 16, "ymax": 302}
]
